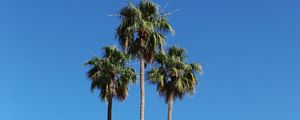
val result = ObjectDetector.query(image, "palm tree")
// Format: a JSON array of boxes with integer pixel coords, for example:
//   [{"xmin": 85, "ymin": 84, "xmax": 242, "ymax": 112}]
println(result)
[
  {"xmin": 116, "ymin": 1, "xmax": 173, "ymax": 119},
  {"xmin": 85, "ymin": 46, "xmax": 137, "ymax": 120},
  {"xmin": 148, "ymin": 46, "xmax": 202, "ymax": 120}
]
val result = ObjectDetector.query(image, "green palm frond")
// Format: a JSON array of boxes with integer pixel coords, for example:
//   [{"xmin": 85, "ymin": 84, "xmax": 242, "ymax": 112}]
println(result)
[
  {"xmin": 85, "ymin": 46, "xmax": 137, "ymax": 102},
  {"xmin": 154, "ymin": 15, "xmax": 174, "ymax": 34},
  {"xmin": 168, "ymin": 45, "xmax": 186, "ymax": 61},
  {"xmin": 138, "ymin": 0, "xmax": 158, "ymax": 19},
  {"xmin": 148, "ymin": 46, "xmax": 202, "ymax": 103},
  {"xmin": 116, "ymin": 1, "xmax": 174, "ymax": 63}
]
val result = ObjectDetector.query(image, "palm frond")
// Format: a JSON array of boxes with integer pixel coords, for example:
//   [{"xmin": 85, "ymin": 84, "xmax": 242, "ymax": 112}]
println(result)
[
  {"xmin": 85, "ymin": 46, "xmax": 136, "ymax": 102},
  {"xmin": 147, "ymin": 46, "xmax": 202, "ymax": 103},
  {"xmin": 116, "ymin": 0, "xmax": 174, "ymax": 63}
]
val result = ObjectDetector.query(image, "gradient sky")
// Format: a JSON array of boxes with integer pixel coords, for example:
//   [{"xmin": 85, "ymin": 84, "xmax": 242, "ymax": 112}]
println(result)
[{"xmin": 1, "ymin": 0, "xmax": 300, "ymax": 120}]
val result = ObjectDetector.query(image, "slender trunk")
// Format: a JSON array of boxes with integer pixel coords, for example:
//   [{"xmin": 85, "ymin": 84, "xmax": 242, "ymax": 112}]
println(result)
[
  {"xmin": 139, "ymin": 33, "xmax": 146, "ymax": 120},
  {"xmin": 107, "ymin": 80, "xmax": 113, "ymax": 120},
  {"xmin": 107, "ymin": 97, "xmax": 112, "ymax": 120},
  {"xmin": 140, "ymin": 56, "xmax": 145, "ymax": 120},
  {"xmin": 167, "ymin": 94, "xmax": 174, "ymax": 120}
]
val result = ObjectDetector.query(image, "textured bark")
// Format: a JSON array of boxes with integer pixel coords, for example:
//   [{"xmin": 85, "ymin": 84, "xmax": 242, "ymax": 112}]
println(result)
[
  {"xmin": 167, "ymin": 94, "xmax": 174, "ymax": 120},
  {"xmin": 140, "ymin": 33, "xmax": 145, "ymax": 120},
  {"xmin": 107, "ymin": 80, "xmax": 113, "ymax": 120},
  {"xmin": 140, "ymin": 56, "xmax": 145, "ymax": 120}
]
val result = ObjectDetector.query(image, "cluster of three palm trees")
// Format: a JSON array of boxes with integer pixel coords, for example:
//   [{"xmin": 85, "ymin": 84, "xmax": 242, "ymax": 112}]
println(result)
[{"xmin": 85, "ymin": 1, "xmax": 202, "ymax": 120}]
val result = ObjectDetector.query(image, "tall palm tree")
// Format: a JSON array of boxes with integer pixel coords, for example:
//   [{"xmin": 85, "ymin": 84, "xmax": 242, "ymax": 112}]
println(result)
[
  {"xmin": 148, "ymin": 46, "xmax": 202, "ymax": 120},
  {"xmin": 116, "ymin": 1, "xmax": 173, "ymax": 119},
  {"xmin": 85, "ymin": 46, "xmax": 137, "ymax": 120}
]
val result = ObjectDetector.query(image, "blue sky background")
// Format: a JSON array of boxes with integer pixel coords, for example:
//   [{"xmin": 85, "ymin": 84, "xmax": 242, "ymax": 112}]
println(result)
[{"xmin": 1, "ymin": 0, "xmax": 300, "ymax": 120}]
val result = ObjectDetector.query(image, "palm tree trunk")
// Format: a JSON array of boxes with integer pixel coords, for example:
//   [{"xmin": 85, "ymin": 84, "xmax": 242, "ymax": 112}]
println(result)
[
  {"xmin": 107, "ymin": 97, "xmax": 112, "ymax": 120},
  {"xmin": 167, "ymin": 94, "xmax": 174, "ymax": 120},
  {"xmin": 140, "ymin": 56, "xmax": 145, "ymax": 120},
  {"xmin": 108, "ymin": 80, "xmax": 113, "ymax": 120},
  {"xmin": 139, "ymin": 33, "xmax": 146, "ymax": 120}
]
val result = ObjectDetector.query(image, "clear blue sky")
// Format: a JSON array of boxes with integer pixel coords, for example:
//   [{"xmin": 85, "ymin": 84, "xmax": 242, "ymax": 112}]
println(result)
[{"xmin": 1, "ymin": 0, "xmax": 299, "ymax": 119}]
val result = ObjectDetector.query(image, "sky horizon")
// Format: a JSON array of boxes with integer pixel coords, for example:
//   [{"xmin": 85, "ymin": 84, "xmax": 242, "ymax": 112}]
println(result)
[{"xmin": 1, "ymin": 0, "xmax": 300, "ymax": 120}]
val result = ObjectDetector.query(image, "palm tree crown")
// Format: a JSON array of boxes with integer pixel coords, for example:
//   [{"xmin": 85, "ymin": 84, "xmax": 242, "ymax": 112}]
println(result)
[
  {"xmin": 85, "ymin": 46, "xmax": 137, "ymax": 102},
  {"xmin": 148, "ymin": 46, "xmax": 202, "ymax": 103},
  {"xmin": 116, "ymin": 0, "xmax": 174, "ymax": 62}
]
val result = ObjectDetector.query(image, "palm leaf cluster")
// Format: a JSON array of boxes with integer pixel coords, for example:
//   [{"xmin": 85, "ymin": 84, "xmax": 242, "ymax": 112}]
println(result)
[
  {"xmin": 85, "ymin": 46, "xmax": 136, "ymax": 101},
  {"xmin": 148, "ymin": 46, "xmax": 202, "ymax": 103},
  {"xmin": 116, "ymin": 0, "xmax": 174, "ymax": 62}
]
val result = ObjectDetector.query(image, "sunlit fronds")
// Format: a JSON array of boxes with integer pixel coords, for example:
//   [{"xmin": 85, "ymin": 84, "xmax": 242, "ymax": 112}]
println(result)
[
  {"xmin": 116, "ymin": 0, "xmax": 174, "ymax": 62},
  {"xmin": 168, "ymin": 45, "xmax": 186, "ymax": 61},
  {"xmin": 148, "ymin": 46, "xmax": 202, "ymax": 103},
  {"xmin": 85, "ymin": 46, "xmax": 137, "ymax": 102}
]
